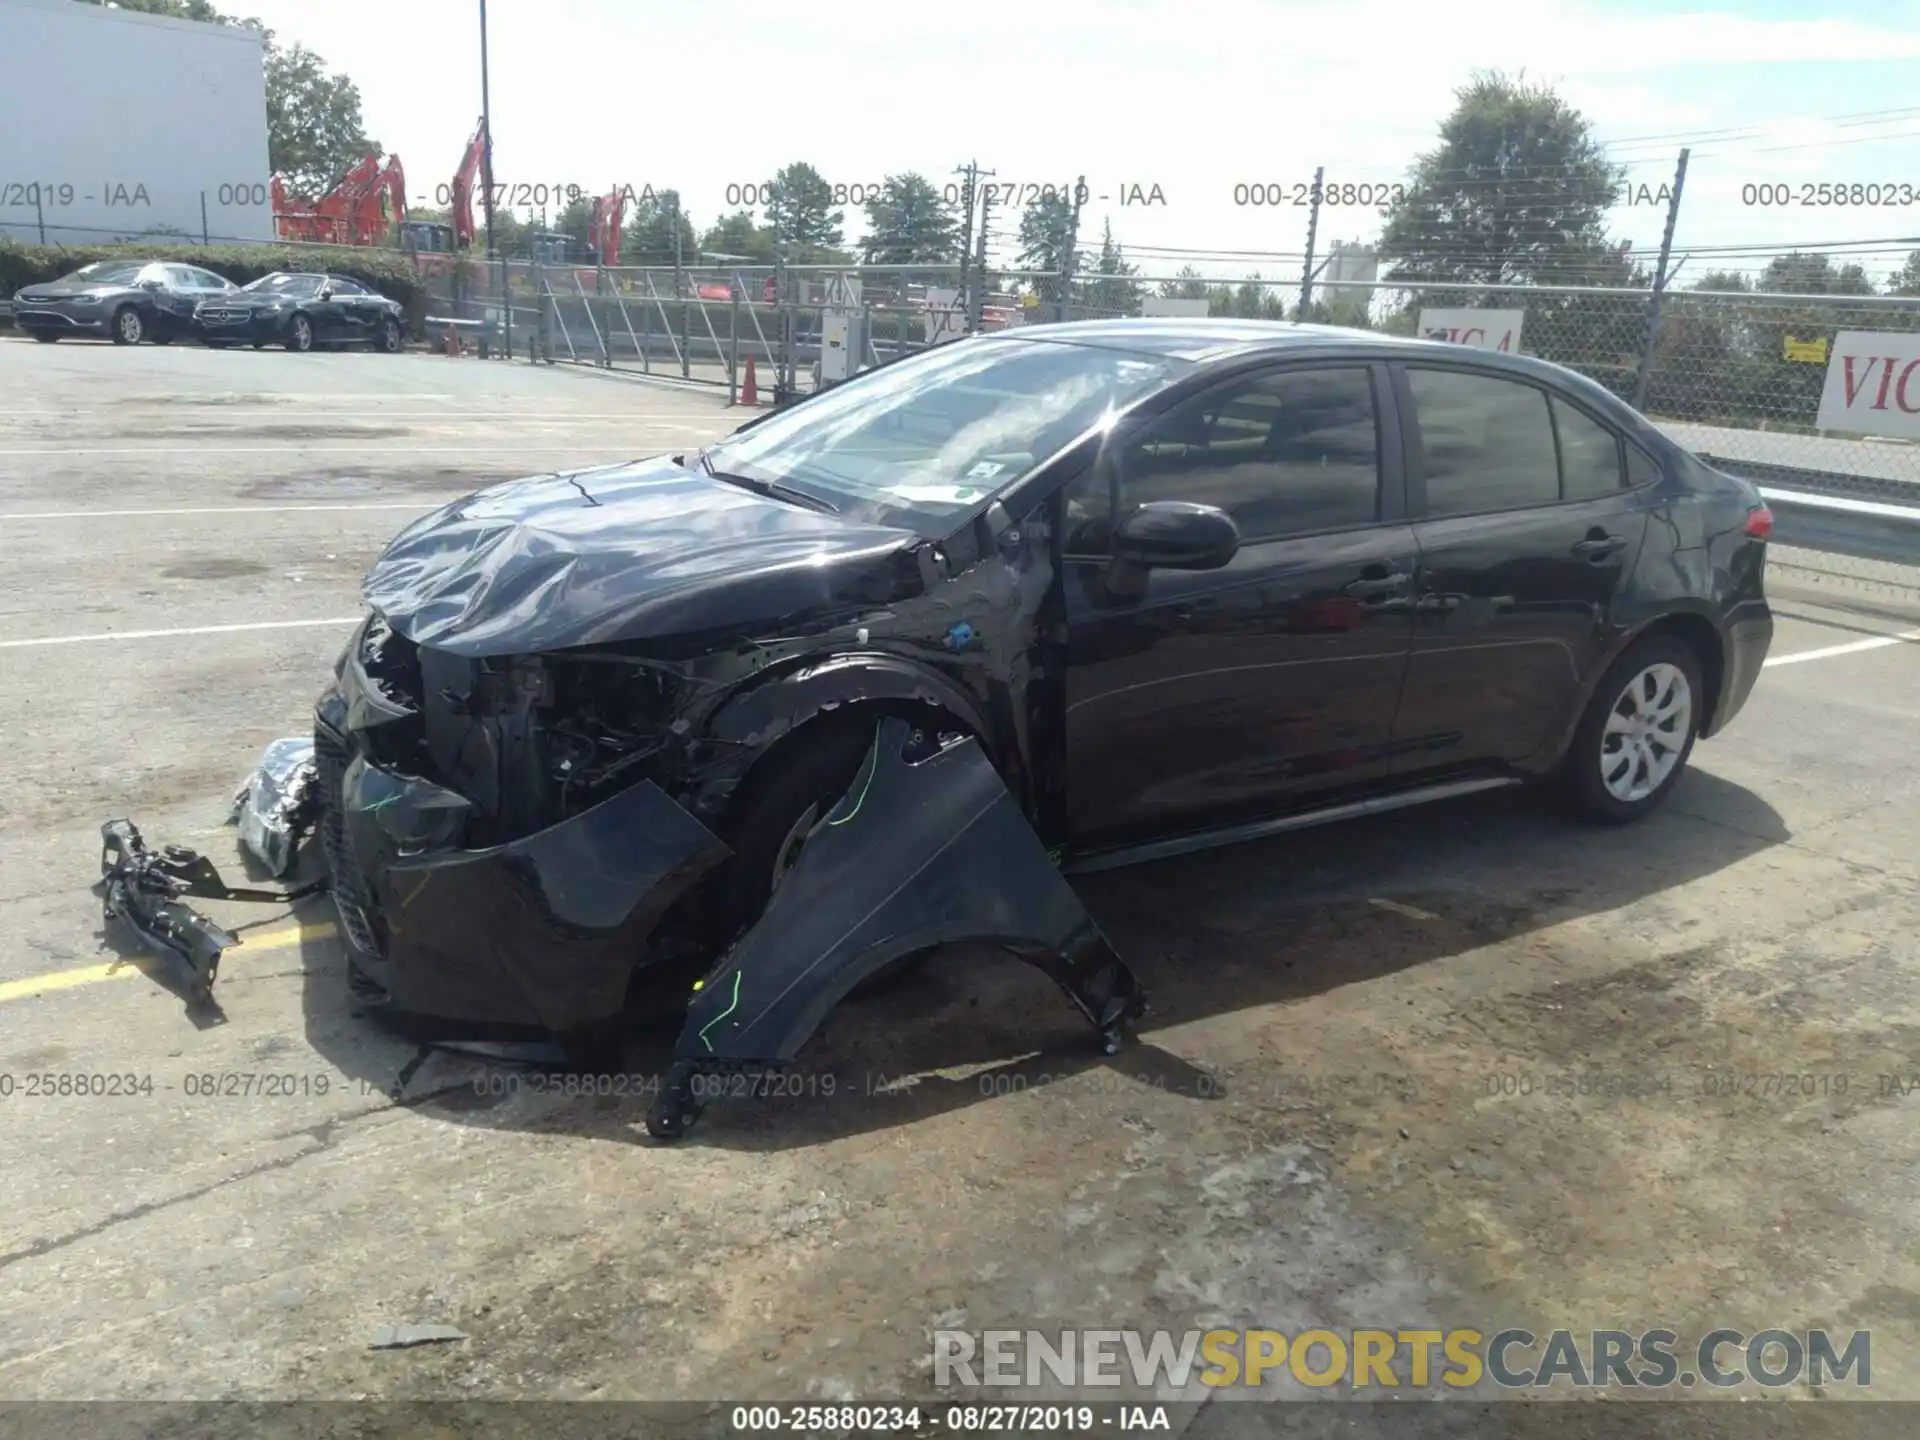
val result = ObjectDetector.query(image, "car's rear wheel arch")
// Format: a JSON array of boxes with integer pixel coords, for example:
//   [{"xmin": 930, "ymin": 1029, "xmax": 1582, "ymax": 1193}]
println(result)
[{"xmin": 1625, "ymin": 611, "xmax": 1725, "ymax": 736}]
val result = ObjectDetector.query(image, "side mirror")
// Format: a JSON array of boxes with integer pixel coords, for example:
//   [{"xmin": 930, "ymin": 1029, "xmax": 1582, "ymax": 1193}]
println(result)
[
  {"xmin": 1112, "ymin": 501, "xmax": 1239, "ymax": 571},
  {"xmin": 140, "ymin": 278, "xmax": 165, "ymax": 291},
  {"xmin": 317, "ymin": 285, "xmax": 335, "ymax": 301}
]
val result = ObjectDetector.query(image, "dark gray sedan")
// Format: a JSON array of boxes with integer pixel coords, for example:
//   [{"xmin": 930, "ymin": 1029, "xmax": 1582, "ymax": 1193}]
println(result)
[
  {"xmin": 193, "ymin": 272, "xmax": 407, "ymax": 353},
  {"xmin": 12, "ymin": 260, "xmax": 237, "ymax": 345}
]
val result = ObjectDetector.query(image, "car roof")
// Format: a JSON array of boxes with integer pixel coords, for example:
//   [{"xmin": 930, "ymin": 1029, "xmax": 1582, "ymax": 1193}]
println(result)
[
  {"xmin": 999, "ymin": 316, "xmax": 1633, "ymax": 405},
  {"xmin": 1006, "ymin": 316, "xmax": 1556, "ymax": 372}
]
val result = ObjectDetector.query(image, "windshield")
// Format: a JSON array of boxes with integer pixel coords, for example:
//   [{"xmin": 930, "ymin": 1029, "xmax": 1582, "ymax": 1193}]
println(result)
[
  {"xmin": 242, "ymin": 274, "xmax": 321, "ymax": 296},
  {"xmin": 703, "ymin": 336, "xmax": 1183, "ymax": 532},
  {"xmin": 68, "ymin": 262, "xmax": 145, "ymax": 286}
]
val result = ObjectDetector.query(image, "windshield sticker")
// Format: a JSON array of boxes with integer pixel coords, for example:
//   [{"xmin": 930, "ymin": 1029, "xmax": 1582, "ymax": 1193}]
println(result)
[
  {"xmin": 965, "ymin": 461, "xmax": 1009, "ymax": 480},
  {"xmin": 885, "ymin": 483, "xmax": 989, "ymax": 505}
]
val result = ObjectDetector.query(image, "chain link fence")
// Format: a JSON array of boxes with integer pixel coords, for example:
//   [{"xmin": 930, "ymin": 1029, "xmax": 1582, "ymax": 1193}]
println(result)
[{"xmin": 398, "ymin": 250, "xmax": 1920, "ymax": 603}]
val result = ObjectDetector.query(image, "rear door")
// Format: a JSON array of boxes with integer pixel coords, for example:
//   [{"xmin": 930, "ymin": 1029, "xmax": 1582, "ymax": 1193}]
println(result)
[
  {"xmin": 1390, "ymin": 363, "xmax": 1651, "ymax": 772},
  {"xmin": 154, "ymin": 265, "xmax": 208, "ymax": 329},
  {"xmin": 1062, "ymin": 361, "xmax": 1418, "ymax": 847}
]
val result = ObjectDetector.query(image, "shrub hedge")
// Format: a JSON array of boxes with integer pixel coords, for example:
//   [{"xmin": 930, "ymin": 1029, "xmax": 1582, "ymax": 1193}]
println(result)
[{"xmin": 0, "ymin": 239, "xmax": 430, "ymax": 332}]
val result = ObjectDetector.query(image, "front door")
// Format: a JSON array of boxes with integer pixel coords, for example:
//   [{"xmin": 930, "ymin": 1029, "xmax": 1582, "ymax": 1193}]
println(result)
[
  {"xmin": 1390, "ymin": 364, "xmax": 1652, "ymax": 772},
  {"xmin": 1063, "ymin": 362, "xmax": 1417, "ymax": 848}
]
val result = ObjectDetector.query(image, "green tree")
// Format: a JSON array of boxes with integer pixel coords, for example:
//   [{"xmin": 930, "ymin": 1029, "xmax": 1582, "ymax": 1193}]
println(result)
[
  {"xmin": 265, "ymin": 43, "xmax": 380, "ymax": 195},
  {"xmin": 623, "ymin": 189, "xmax": 698, "ymax": 267},
  {"xmin": 72, "ymin": 0, "xmax": 229, "ymax": 18},
  {"xmin": 765, "ymin": 162, "xmax": 844, "ymax": 257},
  {"xmin": 1016, "ymin": 191, "xmax": 1079, "ymax": 303},
  {"xmin": 699, "ymin": 211, "xmax": 777, "ymax": 265},
  {"xmin": 1891, "ymin": 250, "xmax": 1920, "ymax": 297},
  {"xmin": 551, "ymin": 195, "xmax": 596, "ymax": 257},
  {"xmin": 1158, "ymin": 265, "xmax": 1209, "ymax": 301},
  {"xmin": 860, "ymin": 173, "xmax": 960, "ymax": 265},
  {"xmin": 1082, "ymin": 219, "xmax": 1143, "ymax": 316},
  {"xmin": 1380, "ymin": 72, "xmax": 1623, "ymax": 287}
]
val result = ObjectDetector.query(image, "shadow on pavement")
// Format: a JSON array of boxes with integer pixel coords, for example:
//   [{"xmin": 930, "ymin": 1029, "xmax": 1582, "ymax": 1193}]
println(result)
[{"xmin": 294, "ymin": 767, "xmax": 1786, "ymax": 1151}]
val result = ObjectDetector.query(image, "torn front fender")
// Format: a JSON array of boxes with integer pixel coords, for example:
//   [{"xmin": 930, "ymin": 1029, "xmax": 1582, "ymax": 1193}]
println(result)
[{"xmin": 663, "ymin": 717, "xmax": 1143, "ymax": 1126}]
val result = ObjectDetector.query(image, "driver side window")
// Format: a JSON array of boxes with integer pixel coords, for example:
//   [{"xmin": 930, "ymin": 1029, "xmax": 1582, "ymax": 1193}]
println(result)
[{"xmin": 1062, "ymin": 365, "xmax": 1383, "ymax": 555}]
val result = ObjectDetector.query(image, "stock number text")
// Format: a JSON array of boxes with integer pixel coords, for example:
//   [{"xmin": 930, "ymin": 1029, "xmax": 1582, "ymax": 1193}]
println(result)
[
  {"xmin": 1742, "ymin": 182, "xmax": 1916, "ymax": 207},
  {"xmin": 1235, "ymin": 181, "xmax": 1405, "ymax": 207}
]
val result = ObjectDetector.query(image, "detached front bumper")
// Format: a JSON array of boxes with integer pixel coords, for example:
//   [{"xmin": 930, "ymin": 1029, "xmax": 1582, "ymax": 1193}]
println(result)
[{"xmin": 313, "ymin": 687, "xmax": 730, "ymax": 1034}]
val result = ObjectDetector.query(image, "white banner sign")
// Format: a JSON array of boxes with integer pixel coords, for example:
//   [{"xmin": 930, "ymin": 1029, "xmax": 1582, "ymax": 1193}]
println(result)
[
  {"xmin": 1816, "ymin": 331, "xmax": 1920, "ymax": 440},
  {"xmin": 924, "ymin": 287, "xmax": 966, "ymax": 345},
  {"xmin": 1417, "ymin": 308, "xmax": 1524, "ymax": 353},
  {"xmin": 820, "ymin": 273, "xmax": 862, "ymax": 313},
  {"xmin": 1142, "ymin": 296, "xmax": 1210, "ymax": 317}
]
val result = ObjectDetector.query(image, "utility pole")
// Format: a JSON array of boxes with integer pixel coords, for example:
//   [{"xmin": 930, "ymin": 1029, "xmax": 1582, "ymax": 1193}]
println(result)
[
  {"xmin": 1297, "ymin": 164, "xmax": 1324, "ymax": 320},
  {"xmin": 955, "ymin": 162, "xmax": 977, "ymax": 325},
  {"xmin": 1632, "ymin": 147, "xmax": 1691, "ymax": 412},
  {"xmin": 477, "ymin": 0, "xmax": 496, "ymax": 259},
  {"xmin": 1057, "ymin": 175, "xmax": 1085, "ymax": 323},
  {"xmin": 672, "ymin": 192, "xmax": 688, "ymax": 379},
  {"xmin": 477, "ymin": 0, "xmax": 503, "ymax": 355},
  {"xmin": 972, "ymin": 183, "xmax": 994, "ymax": 332}
]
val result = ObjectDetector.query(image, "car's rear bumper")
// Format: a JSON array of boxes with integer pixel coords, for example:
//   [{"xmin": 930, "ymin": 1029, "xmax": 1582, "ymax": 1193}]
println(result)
[
  {"xmin": 313, "ymin": 688, "xmax": 730, "ymax": 1034},
  {"xmin": 1707, "ymin": 599, "xmax": 1772, "ymax": 737}
]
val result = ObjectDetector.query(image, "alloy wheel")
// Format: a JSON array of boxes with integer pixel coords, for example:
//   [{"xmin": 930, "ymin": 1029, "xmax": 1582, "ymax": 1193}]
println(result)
[
  {"xmin": 1599, "ymin": 661, "xmax": 1692, "ymax": 803},
  {"xmin": 117, "ymin": 309, "xmax": 143, "ymax": 344}
]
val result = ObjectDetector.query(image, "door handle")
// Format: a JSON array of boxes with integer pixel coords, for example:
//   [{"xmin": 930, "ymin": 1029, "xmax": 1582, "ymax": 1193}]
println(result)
[
  {"xmin": 1342, "ymin": 572, "xmax": 1411, "ymax": 598},
  {"xmin": 1572, "ymin": 534, "xmax": 1628, "ymax": 560}
]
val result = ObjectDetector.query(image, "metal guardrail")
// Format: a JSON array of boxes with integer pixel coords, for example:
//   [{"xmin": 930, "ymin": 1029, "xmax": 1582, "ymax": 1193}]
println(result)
[
  {"xmin": 1704, "ymin": 452, "xmax": 1920, "ymax": 567},
  {"xmin": 1758, "ymin": 487, "xmax": 1920, "ymax": 567}
]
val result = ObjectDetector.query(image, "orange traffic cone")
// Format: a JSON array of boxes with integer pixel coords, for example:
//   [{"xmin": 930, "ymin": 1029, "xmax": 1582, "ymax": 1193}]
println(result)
[{"xmin": 741, "ymin": 352, "xmax": 758, "ymax": 406}]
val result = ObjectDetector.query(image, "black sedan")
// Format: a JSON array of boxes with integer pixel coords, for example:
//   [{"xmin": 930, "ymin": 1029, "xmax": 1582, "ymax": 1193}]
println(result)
[
  {"xmin": 12, "ymin": 260, "xmax": 238, "ymax": 345},
  {"xmin": 312, "ymin": 319, "xmax": 1774, "ymax": 1127},
  {"xmin": 193, "ymin": 272, "xmax": 406, "ymax": 353}
]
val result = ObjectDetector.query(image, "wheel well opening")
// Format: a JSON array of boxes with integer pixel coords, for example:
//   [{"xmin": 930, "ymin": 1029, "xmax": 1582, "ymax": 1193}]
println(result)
[
  {"xmin": 1639, "ymin": 612, "xmax": 1724, "ymax": 731},
  {"xmin": 713, "ymin": 698, "xmax": 979, "ymax": 849}
]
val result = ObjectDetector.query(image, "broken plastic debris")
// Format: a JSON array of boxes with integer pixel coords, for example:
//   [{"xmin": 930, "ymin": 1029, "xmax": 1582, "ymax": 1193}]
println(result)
[
  {"xmin": 368, "ymin": 1323, "xmax": 469, "ymax": 1349},
  {"xmin": 229, "ymin": 737, "xmax": 319, "ymax": 878}
]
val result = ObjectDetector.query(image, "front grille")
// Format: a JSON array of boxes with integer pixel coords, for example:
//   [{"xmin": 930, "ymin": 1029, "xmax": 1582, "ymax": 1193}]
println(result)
[
  {"xmin": 198, "ymin": 307, "xmax": 249, "ymax": 323},
  {"xmin": 314, "ymin": 728, "xmax": 384, "ymax": 957}
]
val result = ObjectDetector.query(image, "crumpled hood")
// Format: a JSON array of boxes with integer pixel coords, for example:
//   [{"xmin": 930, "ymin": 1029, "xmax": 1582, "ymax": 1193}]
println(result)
[{"xmin": 363, "ymin": 455, "xmax": 922, "ymax": 657}]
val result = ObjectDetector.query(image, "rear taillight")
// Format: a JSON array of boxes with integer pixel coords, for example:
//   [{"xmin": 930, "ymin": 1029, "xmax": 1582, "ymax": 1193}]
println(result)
[{"xmin": 1744, "ymin": 505, "xmax": 1773, "ymax": 540}]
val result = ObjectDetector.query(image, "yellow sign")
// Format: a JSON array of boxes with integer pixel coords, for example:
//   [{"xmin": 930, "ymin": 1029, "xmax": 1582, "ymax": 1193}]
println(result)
[{"xmin": 1784, "ymin": 335, "xmax": 1828, "ymax": 363}]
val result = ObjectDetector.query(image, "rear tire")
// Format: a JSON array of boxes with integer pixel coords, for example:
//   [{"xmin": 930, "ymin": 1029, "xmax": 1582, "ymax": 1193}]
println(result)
[{"xmin": 1560, "ymin": 633, "xmax": 1703, "ymax": 825}]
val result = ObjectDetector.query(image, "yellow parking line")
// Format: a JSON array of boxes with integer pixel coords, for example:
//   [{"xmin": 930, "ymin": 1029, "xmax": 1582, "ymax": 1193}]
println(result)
[{"xmin": 0, "ymin": 921, "xmax": 338, "ymax": 1005}]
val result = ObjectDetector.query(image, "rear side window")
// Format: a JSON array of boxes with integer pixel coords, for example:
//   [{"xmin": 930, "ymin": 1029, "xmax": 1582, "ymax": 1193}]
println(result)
[
  {"xmin": 1408, "ymin": 368, "xmax": 1558, "ymax": 517},
  {"xmin": 1626, "ymin": 444, "xmax": 1663, "ymax": 488},
  {"xmin": 1553, "ymin": 398, "xmax": 1625, "ymax": 499}
]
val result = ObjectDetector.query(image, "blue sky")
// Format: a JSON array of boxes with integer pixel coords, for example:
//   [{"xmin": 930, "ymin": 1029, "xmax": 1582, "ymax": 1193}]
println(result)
[{"xmin": 230, "ymin": 0, "xmax": 1920, "ymax": 286}]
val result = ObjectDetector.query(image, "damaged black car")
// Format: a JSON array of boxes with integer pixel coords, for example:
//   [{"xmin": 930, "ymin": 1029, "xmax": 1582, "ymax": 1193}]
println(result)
[{"xmin": 312, "ymin": 320, "xmax": 1773, "ymax": 1133}]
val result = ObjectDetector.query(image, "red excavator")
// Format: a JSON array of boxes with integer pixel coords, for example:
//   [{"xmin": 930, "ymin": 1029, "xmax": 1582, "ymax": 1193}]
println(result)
[
  {"xmin": 272, "ymin": 153, "xmax": 406, "ymax": 247},
  {"xmin": 399, "ymin": 120, "xmax": 486, "ymax": 278},
  {"xmin": 587, "ymin": 187, "xmax": 625, "ymax": 267}
]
